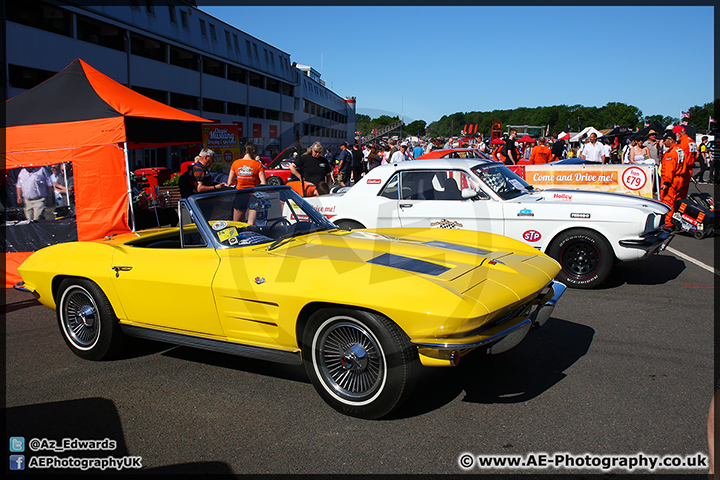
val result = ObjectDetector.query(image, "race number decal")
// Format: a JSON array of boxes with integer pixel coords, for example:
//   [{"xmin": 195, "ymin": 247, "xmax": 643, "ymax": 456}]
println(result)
[
  {"xmin": 621, "ymin": 166, "xmax": 647, "ymax": 191},
  {"xmin": 523, "ymin": 230, "xmax": 542, "ymax": 242}
]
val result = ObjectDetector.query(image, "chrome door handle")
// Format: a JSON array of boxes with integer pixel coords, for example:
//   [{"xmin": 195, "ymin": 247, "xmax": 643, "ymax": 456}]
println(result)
[
  {"xmin": 400, "ymin": 204, "xmax": 413, "ymax": 208},
  {"xmin": 112, "ymin": 266, "xmax": 133, "ymax": 277}
]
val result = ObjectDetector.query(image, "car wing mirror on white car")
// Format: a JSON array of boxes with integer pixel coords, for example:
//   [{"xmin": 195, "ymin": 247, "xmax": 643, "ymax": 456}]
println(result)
[{"xmin": 462, "ymin": 188, "xmax": 483, "ymax": 200}]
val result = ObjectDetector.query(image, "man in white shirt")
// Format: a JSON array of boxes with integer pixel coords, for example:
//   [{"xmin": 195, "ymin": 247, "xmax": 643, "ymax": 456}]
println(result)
[
  {"xmin": 391, "ymin": 143, "xmax": 411, "ymax": 163},
  {"xmin": 580, "ymin": 133, "xmax": 606, "ymax": 163},
  {"xmin": 602, "ymin": 139, "xmax": 612, "ymax": 164}
]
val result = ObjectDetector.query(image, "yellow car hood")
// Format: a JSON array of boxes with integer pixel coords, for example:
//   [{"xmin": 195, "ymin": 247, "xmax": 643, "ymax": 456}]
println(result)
[{"xmin": 266, "ymin": 228, "xmax": 559, "ymax": 306}]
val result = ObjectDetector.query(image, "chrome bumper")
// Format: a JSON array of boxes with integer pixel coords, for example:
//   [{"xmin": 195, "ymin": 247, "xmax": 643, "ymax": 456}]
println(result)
[
  {"xmin": 13, "ymin": 281, "xmax": 32, "ymax": 293},
  {"xmin": 619, "ymin": 229, "xmax": 673, "ymax": 253}
]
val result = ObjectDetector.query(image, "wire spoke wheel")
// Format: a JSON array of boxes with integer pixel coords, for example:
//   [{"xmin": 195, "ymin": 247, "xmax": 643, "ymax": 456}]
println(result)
[
  {"xmin": 57, "ymin": 278, "xmax": 125, "ymax": 360},
  {"xmin": 61, "ymin": 286, "xmax": 100, "ymax": 349},
  {"xmin": 303, "ymin": 308, "xmax": 418, "ymax": 419},
  {"xmin": 317, "ymin": 322, "xmax": 383, "ymax": 401}
]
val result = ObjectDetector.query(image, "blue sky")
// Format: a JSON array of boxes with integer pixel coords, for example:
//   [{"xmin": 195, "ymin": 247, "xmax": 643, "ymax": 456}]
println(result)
[{"xmin": 199, "ymin": 5, "xmax": 714, "ymax": 125}]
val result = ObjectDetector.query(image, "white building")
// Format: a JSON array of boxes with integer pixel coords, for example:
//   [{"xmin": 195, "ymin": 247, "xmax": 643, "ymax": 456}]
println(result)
[{"xmin": 4, "ymin": 0, "xmax": 357, "ymax": 169}]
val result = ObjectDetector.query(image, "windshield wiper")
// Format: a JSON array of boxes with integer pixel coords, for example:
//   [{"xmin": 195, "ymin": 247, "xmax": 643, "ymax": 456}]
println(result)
[{"xmin": 266, "ymin": 226, "xmax": 333, "ymax": 251}]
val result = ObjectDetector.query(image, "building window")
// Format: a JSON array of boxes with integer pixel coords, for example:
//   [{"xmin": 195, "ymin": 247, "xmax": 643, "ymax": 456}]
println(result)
[
  {"xmin": 8, "ymin": 64, "xmax": 56, "ymax": 90},
  {"xmin": 203, "ymin": 98, "xmax": 225, "ymax": 114},
  {"xmin": 132, "ymin": 85, "xmax": 167, "ymax": 104},
  {"xmin": 270, "ymin": 52, "xmax": 275, "ymax": 67},
  {"xmin": 202, "ymin": 56, "xmax": 225, "ymax": 78},
  {"xmin": 266, "ymin": 109, "xmax": 280, "ymax": 121},
  {"xmin": 227, "ymin": 65, "xmax": 246, "ymax": 83},
  {"xmin": 227, "ymin": 102, "xmax": 246, "ymax": 116},
  {"xmin": 6, "ymin": 0, "xmax": 73, "ymax": 38},
  {"xmin": 168, "ymin": 6, "xmax": 177, "ymax": 24},
  {"xmin": 130, "ymin": 0, "xmax": 141, "ymax": 9},
  {"xmin": 170, "ymin": 92, "xmax": 198, "ymax": 110},
  {"xmin": 180, "ymin": 10, "xmax": 189, "ymax": 29},
  {"xmin": 76, "ymin": 15, "xmax": 124, "ymax": 51},
  {"xmin": 281, "ymin": 83, "xmax": 293, "ymax": 97},
  {"xmin": 266, "ymin": 78, "xmax": 279, "ymax": 93},
  {"xmin": 282, "ymin": 112, "xmax": 293, "ymax": 123},
  {"xmin": 248, "ymin": 72, "xmax": 264, "ymax": 89},
  {"xmin": 253, "ymin": 43, "xmax": 259, "ymax": 62},
  {"xmin": 246, "ymin": 40, "xmax": 252, "ymax": 59},
  {"xmin": 130, "ymin": 32, "xmax": 166, "ymax": 62},
  {"xmin": 169, "ymin": 45, "xmax": 199, "ymax": 70},
  {"xmin": 199, "ymin": 19, "xmax": 207, "ymax": 37},
  {"xmin": 249, "ymin": 106, "xmax": 264, "ymax": 119},
  {"xmin": 225, "ymin": 31, "xmax": 231, "ymax": 48},
  {"xmin": 264, "ymin": 48, "xmax": 269, "ymax": 65},
  {"xmin": 145, "ymin": 1, "xmax": 154, "ymax": 15},
  {"xmin": 233, "ymin": 34, "xmax": 240, "ymax": 51},
  {"xmin": 209, "ymin": 24, "xmax": 217, "ymax": 42}
]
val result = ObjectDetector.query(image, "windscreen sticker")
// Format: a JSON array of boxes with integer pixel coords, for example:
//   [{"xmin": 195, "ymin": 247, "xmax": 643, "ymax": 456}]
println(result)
[
  {"xmin": 212, "ymin": 220, "xmax": 228, "ymax": 230},
  {"xmin": 509, "ymin": 179, "xmax": 526, "ymax": 190},
  {"xmin": 235, "ymin": 231, "xmax": 273, "ymax": 245},
  {"xmin": 217, "ymin": 226, "xmax": 238, "ymax": 242}
]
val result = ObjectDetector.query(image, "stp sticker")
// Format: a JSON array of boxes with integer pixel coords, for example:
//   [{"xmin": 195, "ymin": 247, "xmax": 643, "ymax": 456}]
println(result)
[
  {"xmin": 367, "ymin": 178, "xmax": 381, "ymax": 184},
  {"xmin": 523, "ymin": 230, "xmax": 542, "ymax": 242},
  {"xmin": 621, "ymin": 166, "xmax": 647, "ymax": 191}
]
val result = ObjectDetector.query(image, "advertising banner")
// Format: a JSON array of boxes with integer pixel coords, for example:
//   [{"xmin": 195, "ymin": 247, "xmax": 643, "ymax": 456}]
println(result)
[
  {"xmin": 517, "ymin": 164, "xmax": 656, "ymax": 198},
  {"xmin": 203, "ymin": 124, "xmax": 241, "ymax": 166}
]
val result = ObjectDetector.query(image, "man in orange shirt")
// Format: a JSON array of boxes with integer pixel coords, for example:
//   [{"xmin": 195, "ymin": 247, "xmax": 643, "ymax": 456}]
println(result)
[
  {"xmin": 659, "ymin": 131, "xmax": 685, "ymax": 228},
  {"xmin": 673, "ymin": 125, "xmax": 697, "ymax": 200},
  {"xmin": 227, "ymin": 142, "xmax": 266, "ymax": 222},
  {"xmin": 529, "ymin": 137, "xmax": 553, "ymax": 165}
]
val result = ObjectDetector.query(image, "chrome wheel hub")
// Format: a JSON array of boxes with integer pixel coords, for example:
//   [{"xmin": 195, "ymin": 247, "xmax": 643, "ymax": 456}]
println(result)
[{"xmin": 317, "ymin": 321, "xmax": 383, "ymax": 400}]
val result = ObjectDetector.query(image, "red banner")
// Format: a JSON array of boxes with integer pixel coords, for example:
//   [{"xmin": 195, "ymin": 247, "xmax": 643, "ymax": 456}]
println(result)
[
  {"xmin": 269, "ymin": 125, "xmax": 278, "ymax": 138},
  {"xmin": 233, "ymin": 121, "xmax": 243, "ymax": 137},
  {"xmin": 253, "ymin": 123, "xmax": 262, "ymax": 138}
]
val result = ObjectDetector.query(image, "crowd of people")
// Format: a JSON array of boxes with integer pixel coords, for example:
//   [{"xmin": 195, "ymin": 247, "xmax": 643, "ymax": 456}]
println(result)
[{"xmin": 179, "ymin": 129, "xmax": 717, "ymax": 220}]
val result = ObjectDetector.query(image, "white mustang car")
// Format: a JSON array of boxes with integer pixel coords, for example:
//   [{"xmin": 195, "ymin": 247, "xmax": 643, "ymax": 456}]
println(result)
[{"xmin": 305, "ymin": 159, "xmax": 672, "ymax": 288}]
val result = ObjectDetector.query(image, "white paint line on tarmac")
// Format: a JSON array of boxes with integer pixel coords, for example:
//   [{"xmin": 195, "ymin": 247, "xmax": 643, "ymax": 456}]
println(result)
[{"xmin": 666, "ymin": 246, "xmax": 718, "ymax": 276}]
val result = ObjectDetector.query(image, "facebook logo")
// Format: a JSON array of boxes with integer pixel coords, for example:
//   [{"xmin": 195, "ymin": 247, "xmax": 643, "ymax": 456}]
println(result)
[
  {"xmin": 9, "ymin": 437, "xmax": 25, "ymax": 452},
  {"xmin": 9, "ymin": 455, "xmax": 25, "ymax": 470}
]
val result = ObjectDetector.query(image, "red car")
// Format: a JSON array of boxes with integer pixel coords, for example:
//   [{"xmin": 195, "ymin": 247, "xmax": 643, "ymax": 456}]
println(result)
[
  {"xmin": 264, "ymin": 146, "xmax": 299, "ymax": 185},
  {"xmin": 415, "ymin": 148, "xmax": 493, "ymax": 160}
]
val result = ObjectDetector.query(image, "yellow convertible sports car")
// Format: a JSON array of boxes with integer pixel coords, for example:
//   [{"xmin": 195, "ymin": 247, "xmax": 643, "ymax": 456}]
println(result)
[{"xmin": 16, "ymin": 186, "xmax": 565, "ymax": 419}]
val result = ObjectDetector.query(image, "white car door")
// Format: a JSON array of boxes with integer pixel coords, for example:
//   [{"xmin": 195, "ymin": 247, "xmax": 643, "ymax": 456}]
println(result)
[{"xmin": 394, "ymin": 169, "xmax": 505, "ymax": 235}]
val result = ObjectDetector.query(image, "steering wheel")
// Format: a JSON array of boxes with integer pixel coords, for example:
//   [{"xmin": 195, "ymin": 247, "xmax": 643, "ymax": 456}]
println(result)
[{"xmin": 267, "ymin": 217, "xmax": 291, "ymax": 237}]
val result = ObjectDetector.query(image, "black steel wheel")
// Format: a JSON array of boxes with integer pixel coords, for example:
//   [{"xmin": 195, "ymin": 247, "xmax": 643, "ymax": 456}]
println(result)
[
  {"xmin": 266, "ymin": 176, "xmax": 283, "ymax": 186},
  {"xmin": 335, "ymin": 220, "xmax": 365, "ymax": 230},
  {"xmin": 302, "ymin": 308, "xmax": 417, "ymax": 419},
  {"xmin": 548, "ymin": 229, "xmax": 613, "ymax": 289},
  {"xmin": 57, "ymin": 278, "xmax": 125, "ymax": 360}
]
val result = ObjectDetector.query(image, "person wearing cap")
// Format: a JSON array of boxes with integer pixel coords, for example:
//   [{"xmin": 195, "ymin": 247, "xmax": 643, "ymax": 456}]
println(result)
[
  {"xmin": 673, "ymin": 125, "xmax": 697, "ymax": 200},
  {"xmin": 390, "ymin": 143, "xmax": 411, "ymax": 163},
  {"xmin": 659, "ymin": 130, "xmax": 686, "ymax": 228},
  {"xmin": 336, "ymin": 141, "xmax": 353, "ymax": 187},
  {"xmin": 643, "ymin": 130, "xmax": 660, "ymax": 164}
]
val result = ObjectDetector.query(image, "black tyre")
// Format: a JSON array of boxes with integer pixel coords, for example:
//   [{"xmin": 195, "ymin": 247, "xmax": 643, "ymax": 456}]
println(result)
[
  {"xmin": 266, "ymin": 176, "xmax": 283, "ymax": 186},
  {"xmin": 335, "ymin": 220, "xmax": 365, "ymax": 230},
  {"xmin": 57, "ymin": 278, "xmax": 125, "ymax": 360},
  {"xmin": 302, "ymin": 308, "xmax": 418, "ymax": 419},
  {"xmin": 547, "ymin": 229, "xmax": 614, "ymax": 289}
]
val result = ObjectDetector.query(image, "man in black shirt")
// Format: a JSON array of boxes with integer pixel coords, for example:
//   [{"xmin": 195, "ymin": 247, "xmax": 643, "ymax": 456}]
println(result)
[
  {"xmin": 550, "ymin": 133, "xmax": 565, "ymax": 162},
  {"xmin": 289, "ymin": 141, "xmax": 332, "ymax": 187},
  {"xmin": 502, "ymin": 129, "xmax": 519, "ymax": 165},
  {"xmin": 351, "ymin": 143, "xmax": 364, "ymax": 184}
]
